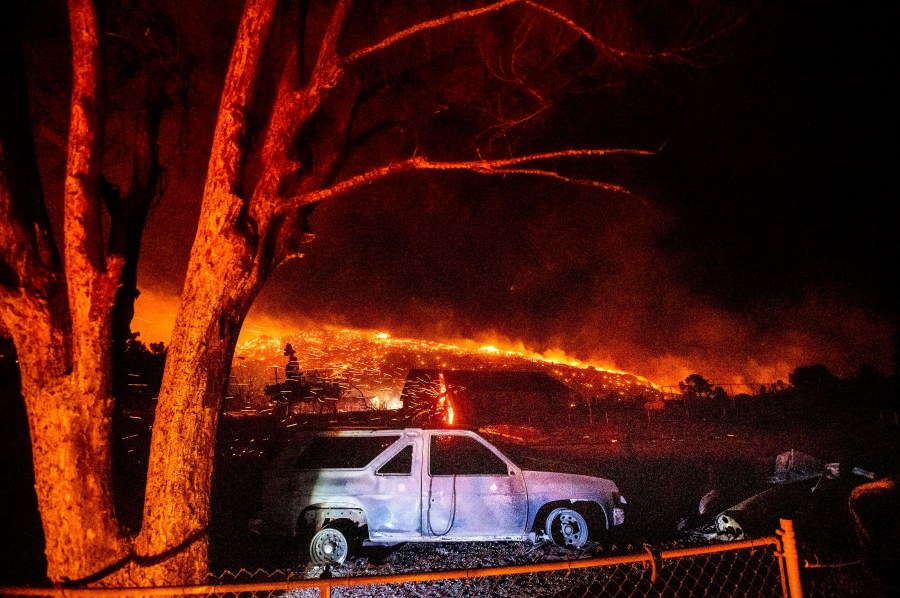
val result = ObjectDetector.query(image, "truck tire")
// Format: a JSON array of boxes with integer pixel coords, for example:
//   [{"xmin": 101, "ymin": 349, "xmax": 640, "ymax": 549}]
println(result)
[
  {"xmin": 308, "ymin": 520, "xmax": 360, "ymax": 565},
  {"xmin": 545, "ymin": 507, "xmax": 590, "ymax": 548}
]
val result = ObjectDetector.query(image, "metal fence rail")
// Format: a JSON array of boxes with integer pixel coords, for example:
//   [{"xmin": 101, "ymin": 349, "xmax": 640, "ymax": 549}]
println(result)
[{"xmin": 0, "ymin": 521, "xmax": 803, "ymax": 598}]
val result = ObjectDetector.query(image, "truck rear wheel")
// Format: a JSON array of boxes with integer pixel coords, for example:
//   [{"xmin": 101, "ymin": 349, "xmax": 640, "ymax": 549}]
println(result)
[{"xmin": 309, "ymin": 524, "xmax": 352, "ymax": 565}]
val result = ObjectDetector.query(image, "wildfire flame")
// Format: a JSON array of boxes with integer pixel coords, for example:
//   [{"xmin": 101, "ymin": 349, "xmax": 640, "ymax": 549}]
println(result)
[
  {"xmin": 232, "ymin": 325, "xmax": 663, "ymax": 409},
  {"xmin": 436, "ymin": 371, "xmax": 455, "ymax": 426}
]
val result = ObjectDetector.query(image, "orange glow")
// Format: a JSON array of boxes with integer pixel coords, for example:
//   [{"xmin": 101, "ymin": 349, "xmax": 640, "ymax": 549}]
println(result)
[
  {"xmin": 134, "ymin": 274, "xmax": 888, "ymax": 396},
  {"xmin": 449, "ymin": 335, "xmax": 660, "ymax": 390},
  {"xmin": 132, "ymin": 289, "xmax": 179, "ymax": 344}
]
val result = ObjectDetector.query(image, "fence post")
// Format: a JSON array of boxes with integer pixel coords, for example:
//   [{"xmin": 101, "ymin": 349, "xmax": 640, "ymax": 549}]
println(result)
[{"xmin": 778, "ymin": 518, "xmax": 804, "ymax": 598}]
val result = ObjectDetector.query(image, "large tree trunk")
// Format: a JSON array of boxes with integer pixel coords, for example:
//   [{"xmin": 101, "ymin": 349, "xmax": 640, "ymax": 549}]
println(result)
[
  {"xmin": 22, "ymin": 379, "xmax": 130, "ymax": 582},
  {"xmin": 1, "ymin": 0, "xmax": 130, "ymax": 582},
  {"xmin": 4, "ymin": 288, "xmax": 127, "ymax": 584},
  {"xmin": 126, "ymin": 183, "xmax": 265, "ymax": 584},
  {"xmin": 107, "ymin": 1, "xmax": 283, "ymax": 584},
  {"xmin": 1, "ymin": 266, "xmax": 128, "ymax": 585}
]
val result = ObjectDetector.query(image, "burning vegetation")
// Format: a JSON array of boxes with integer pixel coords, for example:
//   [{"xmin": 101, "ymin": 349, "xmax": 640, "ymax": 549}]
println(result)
[{"xmin": 228, "ymin": 327, "xmax": 663, "ymax": 418}]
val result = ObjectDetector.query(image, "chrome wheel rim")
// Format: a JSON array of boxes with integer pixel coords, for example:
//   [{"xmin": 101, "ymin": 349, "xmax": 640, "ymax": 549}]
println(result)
[
  {"xmin": 310, "ymin": 527, "xmax": 349, "ymax": 565},
  {"xmin": 546, "ymin": 508, "xmax": 589, "ymax": 548}
]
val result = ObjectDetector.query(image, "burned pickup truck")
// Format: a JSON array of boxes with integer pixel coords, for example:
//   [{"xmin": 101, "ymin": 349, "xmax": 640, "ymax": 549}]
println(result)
[{"xmin": 250, "ymin": 428, "xmax": 626, "ymax": 565}]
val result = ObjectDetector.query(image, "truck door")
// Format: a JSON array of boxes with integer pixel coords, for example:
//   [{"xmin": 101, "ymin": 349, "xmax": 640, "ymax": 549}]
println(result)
[
  {"xmin": 366, "ymin": 441, "xmax": 422, "ymax": 540},
  {"xmin": 425, "ymin": 432, "xmax": 527, "ymax": 539}
]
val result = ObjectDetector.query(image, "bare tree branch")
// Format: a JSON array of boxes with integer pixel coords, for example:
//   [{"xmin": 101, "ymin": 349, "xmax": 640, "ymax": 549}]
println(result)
[
  {"xmin": 310, "ymin": 0, "xmax": 353, "ymax": 88},
  {"xmin": 283, "ymin": 148, "xmax": 652, "ymax": 210},
  {"xmin": 345, "ymin": 0, "xmax": 744, "ymax": 73},
  {"xmin": 65, "ymin": 0, "xmax": 106, "ymax": 277},
  {"xmin": 258, "ymin": 1, "xmax": 524, "ymax": 208},
  {"xmin": 269, "ymin": 0, "xmax": 741, "ymax": 224},
  {"xmin": 344, "ymin": 0, "xmax": 521, "ymax": 65},
  {"xmin": 524, "ymin": 0, "xmax": 749, "ymax": 63},
  {"xmin": 465, "ymin": 166, "xmax": 632, "ymax": 193}
]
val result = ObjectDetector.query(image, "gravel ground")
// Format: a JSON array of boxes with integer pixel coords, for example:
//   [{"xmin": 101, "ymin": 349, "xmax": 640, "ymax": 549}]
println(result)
[{"xmin": 277, "ymin": 540, "xmax": 647, "ymax": 597}]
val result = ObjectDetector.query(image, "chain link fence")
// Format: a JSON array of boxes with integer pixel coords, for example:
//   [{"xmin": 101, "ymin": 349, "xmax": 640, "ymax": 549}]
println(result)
[{"xmin": 0, "ymin": 523, "xmax": 800, "ymax": 598}]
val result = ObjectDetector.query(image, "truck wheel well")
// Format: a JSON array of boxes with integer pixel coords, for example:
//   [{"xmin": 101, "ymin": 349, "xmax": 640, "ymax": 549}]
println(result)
[{"xmin": 297, "ymin": 507, "xmax": 367, "ymax": 537}]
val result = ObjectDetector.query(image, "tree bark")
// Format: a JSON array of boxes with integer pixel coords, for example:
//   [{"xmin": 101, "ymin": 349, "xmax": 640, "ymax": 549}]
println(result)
[
  {"xmin": 124, "ymin": 3, "xmax": 281, "ymax": 573},
  {"xmin": 132, "ymin": 188, "xmax": 265, "ymax": 583}
]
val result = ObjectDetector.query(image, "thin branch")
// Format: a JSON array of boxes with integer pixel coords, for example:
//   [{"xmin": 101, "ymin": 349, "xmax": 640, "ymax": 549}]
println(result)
[
  {"xmin": 344, "ymin": 0, "xmax": 521, "ymax": 65},
  {"xmin": 430, "ymin": 148, "xmax": 652, "ymax": 168},
  {"xmin": 343, "ymin": 0, "xmax": 707, "ymax": 70},
  {"xmin": 524, "ymin": 0, "xmax": 746, "ymax": 63},
  {"xmin": 466, "ymin": 166, "xmax": 631, "ymax": 193},
  {"xmin": 283, "ymin": 148, "xmax": 652, "ymax": 211},
  {"xmin": 522, "ymin": 1, "xmax": 676, "ymax": 61}
]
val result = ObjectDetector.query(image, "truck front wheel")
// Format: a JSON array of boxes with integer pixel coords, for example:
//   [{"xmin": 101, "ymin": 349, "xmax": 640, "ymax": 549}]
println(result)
[{"xmin": 545, "ymin": 507, "xmax": 590, "ymax": 548}]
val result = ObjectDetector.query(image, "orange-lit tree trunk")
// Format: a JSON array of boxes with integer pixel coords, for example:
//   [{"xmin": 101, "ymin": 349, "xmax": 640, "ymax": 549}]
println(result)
[
  {"xmin": 0, "ymin": 0, "xmax": 130, "ymax": 583},
  {"xmin": 129, "ymin": 0, "xmax": 290, "ymax": 580}
]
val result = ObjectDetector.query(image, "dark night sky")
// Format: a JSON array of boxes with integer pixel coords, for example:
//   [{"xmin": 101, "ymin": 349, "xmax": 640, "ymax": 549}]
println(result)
[{"xmin": 16, "ymin": 1, "xmax": 899, "ymax": 388}]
